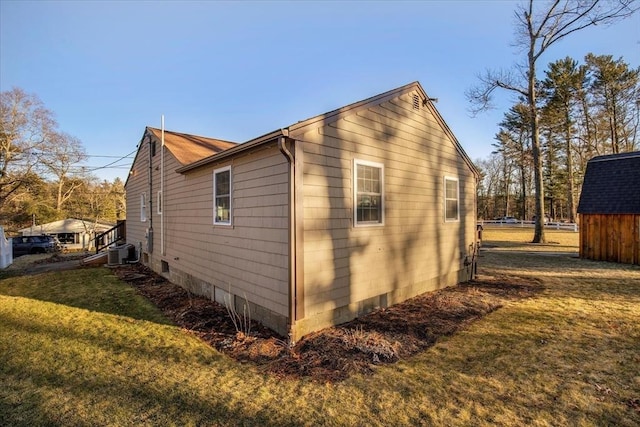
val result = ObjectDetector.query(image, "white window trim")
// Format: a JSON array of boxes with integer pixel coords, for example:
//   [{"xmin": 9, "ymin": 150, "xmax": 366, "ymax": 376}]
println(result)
[
  {"xmin": 444, "ymin": 176, "xmax": 460, "ymax": 222},
  {"xmin": 140, "ymin": 193, "xmax": 147, "ymax": 222},
  {"xmin": 353, "ymin": 159, "xmax": 385, "ymax": 227},
  {"xmin": 213, "ymin": 165, "xmax": 232, "ymax": 226},
  {"xmin": 157, "ymin": 191, "xmax": 162, "ymax": 215}
]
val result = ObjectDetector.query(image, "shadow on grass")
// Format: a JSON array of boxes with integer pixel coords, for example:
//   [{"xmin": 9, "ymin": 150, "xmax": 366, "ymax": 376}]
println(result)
[
  {"xmin": 1, "ymin": 284, "xmax": 302, "ymax": 425},
  {"xmin": 479, "ymin": 251, "xmax": 640, "ymax": 299},
  {"xmin": 1, "ymin": 347, "xmax": 298, "ymax": 426},
  {"xmin": 0, "ymin": 267, "xmax": 172, "ymax": 325}
]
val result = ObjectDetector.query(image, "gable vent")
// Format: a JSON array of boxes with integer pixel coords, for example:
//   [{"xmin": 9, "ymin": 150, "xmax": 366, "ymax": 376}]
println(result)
[{"xmin": 412, "ymin": 94, "xmax": 420, "ymax": 111}]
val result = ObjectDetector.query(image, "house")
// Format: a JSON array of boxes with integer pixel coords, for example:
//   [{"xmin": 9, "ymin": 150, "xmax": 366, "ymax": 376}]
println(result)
[
  {"xmin": 577, "ymin": 151, "xmax": 640, "ymax": 265},
  {"xmin": 125, "ymin": 81, "xmax": 480, "ymax": 340},
  {"xmin": 19, "ymin": 218, "xmax": 115, "ymax": 251}
]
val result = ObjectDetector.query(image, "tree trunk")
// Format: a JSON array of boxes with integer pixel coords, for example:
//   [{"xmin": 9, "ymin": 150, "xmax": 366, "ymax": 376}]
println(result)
[
  {"xmin": 56, "ymin": 178, "xmax": 64, "ymax": 213},
  {"xmin": 528, "ymin": 38, "xmax": 546, "ymax": 243},
  {"xmin": 520, "ymin": 162, "xmax": 527, "ymax": 220},
  {"xmin": 611, "ymin": 94, "xmax": 620, "ymax": 153},
  {"xmin": 565, "ymin": 109, "xmax": 577, "ymax": 223}
]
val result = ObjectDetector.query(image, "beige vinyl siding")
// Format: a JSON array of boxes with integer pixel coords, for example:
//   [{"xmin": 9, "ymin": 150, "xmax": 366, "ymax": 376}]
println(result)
[
  {"xmin": 125, "ymin": 140, "xmax": 151, "ymax": 253},
  {"xmin": 298, "ymin": 90, "xmax": 476, "ymax": 327},
  {"xmin": 162, "ymin": 145, "xmax": 289, "ymax": 317},
  {"xmin": 127, "ymin": 137, "xmax": 182, "ymax": 258},
  {"xmin": 127, "ymin": 137, "xmax": 290, "ymax": 329}
]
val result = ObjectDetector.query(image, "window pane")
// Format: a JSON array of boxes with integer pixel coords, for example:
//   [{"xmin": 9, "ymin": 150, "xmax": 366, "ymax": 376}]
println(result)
[
  {"xmin": 216, "ymin": 196, "xmax": 230, "ymax": 222},
  {"xmin": 140, "ymin": 194, "xmax": 147, "ymax": 222},
  {"xmin": 446, "ymin": 180, "xmax": 457, "ymax": 198},
  {"xmin": 369, "ymin": 195, "xmax": 381, "ymax": 221},
  {"xmin": 355, "ymin": 162, "xmax": 383, "ymax": 225},
  {"xmin": 214, "ymin": 168, "xmax": 231, "ymax": 224},
  {"xmin": 216, "ymin": 171, "xmax": 230, "ymax": 195},
  {"xmin": 444, "ymin": 178, "xmax": 459, "ymax": 221},
  {"xmin": 357, "ymin": 194, "xmax": 381, "ymax": 222},
  {"xmin": 357, "ymin": 165, "xmax": 365, "ymax": 192},
  {"xmin": 446, "ymin": 200, "xmax": 458, "ymax": 220},
  {"xmin": 364, "ymin": 166, "xmax": 371, "ymax": 192}
]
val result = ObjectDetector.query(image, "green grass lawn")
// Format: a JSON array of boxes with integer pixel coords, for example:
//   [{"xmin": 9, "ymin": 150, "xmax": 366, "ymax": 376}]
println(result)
[{"xmin": 2, "ymin": 234, "xmax": 639, "ymax": 426}]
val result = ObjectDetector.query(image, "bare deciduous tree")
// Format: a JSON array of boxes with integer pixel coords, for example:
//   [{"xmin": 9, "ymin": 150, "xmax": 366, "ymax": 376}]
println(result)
[
  {"xmin": 467, "ymin": 0, "xmax": 637, "ymax": 243},
  {"xmin": 0, "ymin": 87, "xmax": 56, "ymax": 209},
  {"xmin": 39, "ymin": 131, "xmax": 88, "ymax": 213},
  {"xmin": 1, "ymin": 87, "xmax": 128, "ymax": 230}
]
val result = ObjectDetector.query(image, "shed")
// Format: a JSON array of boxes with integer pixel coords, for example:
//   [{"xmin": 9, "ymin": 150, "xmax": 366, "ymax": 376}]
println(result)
[
  {"xmin": 577, "ymin": 151, "xmax": 640, "ymax": 264},
  {"xmin": 125, "ymin": 81, "xmax": 480, "ymax": 340}
]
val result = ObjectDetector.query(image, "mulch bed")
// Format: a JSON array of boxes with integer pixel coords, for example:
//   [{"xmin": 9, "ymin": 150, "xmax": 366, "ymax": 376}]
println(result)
[{"xmin": 112, "ymin": 263, "xmax": 542, "ymax": 382}]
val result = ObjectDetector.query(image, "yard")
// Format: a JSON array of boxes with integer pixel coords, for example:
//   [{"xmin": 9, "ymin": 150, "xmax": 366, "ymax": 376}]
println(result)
[{"xmin": 1, "ymin": 228, "xmax": 639, "ymax": 426}]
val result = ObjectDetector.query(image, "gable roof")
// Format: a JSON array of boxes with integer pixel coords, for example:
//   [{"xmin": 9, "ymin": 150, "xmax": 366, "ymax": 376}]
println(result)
[
  {"xmin": 125, "ymin": 127, "xmax": 237, "ymax": 188},
  {"xmin": 177, "ymin": 81, "xmax": 479, "ymax": 177},
  {"xmin": 577, "ymin": 151, "xmax": 640, "ymax": 214},
  {"xmin": 146, "ymin": 127, "xmax": 236, "ymax": 166},
  {"xmin": 19, "ymin": 218, "xmax": 115, "ymax": 234}
]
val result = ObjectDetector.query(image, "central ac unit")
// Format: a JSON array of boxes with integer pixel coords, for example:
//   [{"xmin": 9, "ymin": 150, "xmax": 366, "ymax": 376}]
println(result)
[
  {"xmin": 107, "ymin": 243, "xmax": 133, "ymax": 265},
  {"xmin": 117, "ymin": 245, "xmax": 131, "ymax": 263},
  {"xmin": 108, "ymin": 247, "xmax": 120, "ymax": 265}
]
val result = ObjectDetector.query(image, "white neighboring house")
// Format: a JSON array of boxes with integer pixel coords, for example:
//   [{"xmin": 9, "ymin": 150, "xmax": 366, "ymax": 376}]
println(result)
[{"xmin": 19, "ymin": 219, "xmax": 115, "ymax": 251}]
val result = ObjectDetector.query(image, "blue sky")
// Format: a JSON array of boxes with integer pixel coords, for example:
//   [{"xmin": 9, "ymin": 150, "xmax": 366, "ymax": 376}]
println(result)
[{"xmin": 1, "ymin": 0, "xmax": 638, "ymax": 182}]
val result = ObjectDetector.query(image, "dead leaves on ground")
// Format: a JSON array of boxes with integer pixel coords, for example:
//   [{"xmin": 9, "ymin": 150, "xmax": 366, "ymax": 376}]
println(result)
[{"xmin": 114, "ymin": 265, "xmax": 542, "ymax": 382}]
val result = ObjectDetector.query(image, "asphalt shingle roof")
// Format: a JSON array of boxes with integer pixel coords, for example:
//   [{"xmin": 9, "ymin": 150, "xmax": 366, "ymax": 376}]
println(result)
[
  {"xmin": 146, "ymin": 127, "xmax": 237, "ymax": 166},
  {"xmin": 577, "ymin": 151, "xmax": 640, "ymax": 214}
]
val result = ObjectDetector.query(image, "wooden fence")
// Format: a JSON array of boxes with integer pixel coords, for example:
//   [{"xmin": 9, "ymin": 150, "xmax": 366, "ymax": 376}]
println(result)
[{"xmin": 478, "ymin": 220, "xmax": 578, "ymax": 232}]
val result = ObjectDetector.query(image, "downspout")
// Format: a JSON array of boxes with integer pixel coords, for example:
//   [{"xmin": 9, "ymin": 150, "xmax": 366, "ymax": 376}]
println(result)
[
  {"xmin": 278, "ymin": 131, "xmax": 296, "ymax": 344},
  {"xmin": 473, "ymin": 174, "xmax": 480, "ymax": 278},
  {"xmin": 161, "ymin": 115, "xmax": 165, "ymax": 256},
  {"xmin": 147, "ymin": 132, "xmax": 154, "ymax": 253}
]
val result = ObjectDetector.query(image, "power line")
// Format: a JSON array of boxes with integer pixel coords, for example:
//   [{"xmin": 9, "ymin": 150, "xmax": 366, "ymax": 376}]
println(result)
[
  {"xmin": 12, "ymin": 148, "xmax": 137, "ymax": 174},
  {"xmin": 69, "ymin": 165, "xmax": 132, "ymax": 170},
  {"xmin": 85, "ymin": 154, "xmax": 135, "ymax": 159},
  {"xmin": 85, "ymin": 149, "xmax": 137, "ymax": 172},
  {"xmin": 8, "ymin": 163, "xmax": 132, "ymax": 170},
  {"xmin": 28, "ymin": 151, "xmax": 134, "ymax": 159}
]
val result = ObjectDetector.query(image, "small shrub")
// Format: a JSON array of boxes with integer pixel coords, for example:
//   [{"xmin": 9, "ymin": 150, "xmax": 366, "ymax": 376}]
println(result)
[
  {"xmin": 223, "ymin": 290, "xmax": 251, "ymax": 337},
  {"xmin": 341, "ymin": 326, "xmax": 400, "ymax": 362}
]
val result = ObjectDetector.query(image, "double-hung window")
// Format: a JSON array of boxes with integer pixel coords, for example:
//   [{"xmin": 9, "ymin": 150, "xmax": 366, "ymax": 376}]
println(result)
[
  {"xmin": 444, "ymin": 176, "xmax": 459, "ymax": 222},
  {"xmin": 140, "ymin": 193, "xmax": 147, "ymax": 222},
  {"xmin": 213, "ymin": 166, "xmax": 232, "ymax": 225},
  {"xmin": 157, "ymin": 191, "xmax": 162, "ymax": 215},
  {"xmin": 354, "ymin": 159, "xmax": 384, "ymax": 226}
]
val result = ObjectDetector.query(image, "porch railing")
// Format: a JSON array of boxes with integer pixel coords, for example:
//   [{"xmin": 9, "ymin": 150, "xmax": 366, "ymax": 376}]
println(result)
[{"xmin": 95, "ymin": 220, "xmax": 126, "ymax": 253}]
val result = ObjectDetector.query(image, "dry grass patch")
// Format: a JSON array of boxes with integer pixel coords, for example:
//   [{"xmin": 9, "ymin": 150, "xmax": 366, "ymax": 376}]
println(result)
[{"xmin": 481, "ymin": 226, "xmax": 579, "ymax": 252}]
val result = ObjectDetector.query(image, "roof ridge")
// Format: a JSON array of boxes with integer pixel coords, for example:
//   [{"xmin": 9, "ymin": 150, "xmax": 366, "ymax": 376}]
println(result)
[
  {"xmin": 589, "ymin": 151, "xmax": 640, "ymax": 162},
  {"xmin": 146, "ymin": 126, "xmax": 237, "ymax": 145}
]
